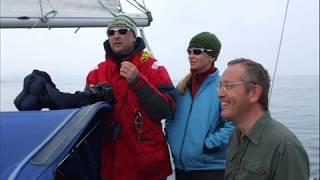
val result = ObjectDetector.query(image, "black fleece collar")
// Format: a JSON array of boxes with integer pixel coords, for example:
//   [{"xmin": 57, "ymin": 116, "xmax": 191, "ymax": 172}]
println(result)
[{"xmin": 103, "ymin": 37, "xmax": 146, "ymax": 64}]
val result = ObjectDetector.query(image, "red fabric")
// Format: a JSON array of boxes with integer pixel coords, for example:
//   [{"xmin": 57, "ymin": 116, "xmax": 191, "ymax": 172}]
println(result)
[
  {"xmin": 86, "ymin": 51, "xmax": 174, "ymax": 180},
  {"xmin": 191, "ymin": 65, "xmax": 216, "ymax": 97}
]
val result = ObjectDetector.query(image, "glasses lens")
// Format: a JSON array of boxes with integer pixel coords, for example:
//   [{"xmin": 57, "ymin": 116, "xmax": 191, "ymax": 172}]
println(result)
[
  {"xmin": 107, "ymin": 30, "xmax": 115, "ymax": 36},
  {"xmin": 118, "ymin": 28, "xmax": 129, "ymax": 35},
  {"xmin": 193, "ymin": 49, "xmax": 203, "ymax": 55},
  {"xmin": 107, "ymin": 29, "xmax": 129, "ymax": 36},
  {"xmin": 187, "ymin": 48, "xmax": 204, "ymax": 55}
]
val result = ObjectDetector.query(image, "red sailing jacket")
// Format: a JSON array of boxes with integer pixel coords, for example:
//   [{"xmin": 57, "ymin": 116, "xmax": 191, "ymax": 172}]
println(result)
[{"xmin": 86, "ymin": 50, "xmax": 175, "ymax": 180}]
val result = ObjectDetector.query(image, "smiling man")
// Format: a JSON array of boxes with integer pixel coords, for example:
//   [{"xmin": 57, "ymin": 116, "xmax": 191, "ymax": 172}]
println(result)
[{"xmin": 219, "ymin": 58, "xmax": 310, "ymax": 180}]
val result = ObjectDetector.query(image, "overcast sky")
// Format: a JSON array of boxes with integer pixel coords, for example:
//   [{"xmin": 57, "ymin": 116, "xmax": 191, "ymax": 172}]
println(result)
[{"xmin": 1, "ymin": 0, "xmax": 319, "ymax": 86}]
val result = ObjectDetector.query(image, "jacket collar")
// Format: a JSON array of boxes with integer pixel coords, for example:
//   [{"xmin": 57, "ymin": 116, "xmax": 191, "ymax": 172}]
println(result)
[{"xmin": 235, "ymin": 112, "xmax": 271, "ymax": 145}]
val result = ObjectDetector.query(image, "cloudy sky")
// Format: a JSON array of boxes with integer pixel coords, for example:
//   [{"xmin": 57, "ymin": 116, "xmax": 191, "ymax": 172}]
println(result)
[{"xmin": 1, "ymin": 0, "xmax": 319, "ymax": 86}]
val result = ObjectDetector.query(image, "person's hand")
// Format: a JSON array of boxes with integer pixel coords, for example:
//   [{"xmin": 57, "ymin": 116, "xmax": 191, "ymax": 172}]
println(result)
[{"xmin": 120, "ymin": 61, "xmax": 139, "ymax": 83}]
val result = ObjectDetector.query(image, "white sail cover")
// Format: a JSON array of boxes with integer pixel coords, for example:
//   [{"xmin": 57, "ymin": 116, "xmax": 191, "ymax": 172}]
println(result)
[{"xmin": 0, "ymin": 0, "xmax": 151, "ymax": 28}]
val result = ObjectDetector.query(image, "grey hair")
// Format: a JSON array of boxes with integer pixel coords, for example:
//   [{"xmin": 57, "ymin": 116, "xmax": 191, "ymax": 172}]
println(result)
[{"xmin": 227, "ymin": 58, "xmax": 270, "ymax": 111}]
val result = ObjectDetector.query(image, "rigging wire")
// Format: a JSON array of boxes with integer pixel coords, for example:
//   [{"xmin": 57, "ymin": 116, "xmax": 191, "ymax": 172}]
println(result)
[
  {"xmin": 126, "ymin": 0, "xmax": 147, "ymax": 14},
  {"xmin": 33, "ymin": 0, "xmax": 57, "ymax": 29},
  {"xmin": 32, "ymin": 0, "xmax": 45, "ymax": 28},
  {"xmin": 269, "ymin": 0, "xmax": 291, "ymax": 102},
  {"xmin": 39, "ymin": 0, "xmax": 44, "ymax": 18},
  {"xmin": 126, "ymin": 0, "xmax": 153, "ymax": 24},
  {"xmin": 132, "ymin": 0, "xmax": 147, "ymax": 11},
  {"xmin": 139, "ymin": 0, "xmax": 153, "ymax": 25},
  {"xmin": 97, "ymin": 0, "xmax": 117, "ymax": 17},
  {"xmin": 124, "ymin": 0, "xmax": 153, "ymax": 53},
  {"xmin": 141, "ymin": 0, "xmax": 146, "ymax": 9},
  {"xmin": 46, "ymin": 0, "xmax": 56, "ymax": 11}
]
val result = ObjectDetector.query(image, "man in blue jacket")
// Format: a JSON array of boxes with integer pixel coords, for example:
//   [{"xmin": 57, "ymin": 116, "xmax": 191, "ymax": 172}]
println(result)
[{"xmin": 165, "ymin": 32, "xmax": 234, "ymax": 180}]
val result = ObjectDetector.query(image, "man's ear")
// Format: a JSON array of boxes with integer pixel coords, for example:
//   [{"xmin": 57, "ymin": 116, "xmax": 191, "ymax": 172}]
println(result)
[{"xmin": 248, "ymin": 84, "xmax": 262, "ymax": 103}]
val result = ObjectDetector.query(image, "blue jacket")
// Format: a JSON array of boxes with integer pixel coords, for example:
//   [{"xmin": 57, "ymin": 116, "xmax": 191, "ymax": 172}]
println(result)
[{"xmin": 165, "ymin": 70, "xmax": 234, "ymax": 171}]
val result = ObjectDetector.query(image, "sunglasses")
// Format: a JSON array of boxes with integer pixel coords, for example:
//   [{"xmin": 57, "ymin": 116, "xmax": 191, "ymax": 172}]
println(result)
[
  {"xmin": 187, "ymin": 48, "xmax": 213, "ymax": 55},
  {"xmin": 107, "ymin": 28, "xmax": 131, "ymax": 36}
]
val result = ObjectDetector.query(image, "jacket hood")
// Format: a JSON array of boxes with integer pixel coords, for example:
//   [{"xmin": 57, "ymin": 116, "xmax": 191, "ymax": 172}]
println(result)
[{"xmin": 103, "ymin": 37, "xmax": 146, "ymax": 64}]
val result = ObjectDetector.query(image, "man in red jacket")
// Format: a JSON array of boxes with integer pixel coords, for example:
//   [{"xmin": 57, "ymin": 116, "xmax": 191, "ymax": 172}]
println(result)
[{"xmin": 86, "ymin": 15, "xmax": 175, "ymax": 180}]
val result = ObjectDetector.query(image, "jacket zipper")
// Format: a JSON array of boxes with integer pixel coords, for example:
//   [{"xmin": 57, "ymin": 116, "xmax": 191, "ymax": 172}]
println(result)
[
  {"xmin": 178, "ymin": 99, "xmax": 193, "ymax": 170},
  {"xmin": 111, "ymin": 88, "xmax": 129, "ymax": 179}
]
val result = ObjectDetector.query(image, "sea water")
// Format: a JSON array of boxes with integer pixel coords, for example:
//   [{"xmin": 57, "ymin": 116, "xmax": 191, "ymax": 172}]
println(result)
[{"xmin": 0, "ymin": 75, "xmax": 319, "ymax": 179}]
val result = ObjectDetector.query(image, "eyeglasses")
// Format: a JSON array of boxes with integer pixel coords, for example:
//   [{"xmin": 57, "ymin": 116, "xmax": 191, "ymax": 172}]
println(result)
[
  {"xmin": 217, "ymin": 81, "xmax": 253, "ymax": 91},
  {"xmin": 187, "ymin": 48, "xmax": 213, "ymax": 55},
  {"xmin": 107, "ymin": 28, "xmax": 131, "ymax": 36}
]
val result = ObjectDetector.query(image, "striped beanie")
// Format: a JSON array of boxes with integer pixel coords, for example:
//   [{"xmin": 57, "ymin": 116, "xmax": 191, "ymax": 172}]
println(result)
[
  {"xmin": 188, "ymin": 32, "xmax": 221, "ymax": 58},
  {"xmin": 107, "ymin": 15, "xmax": 138, "ymax": 37}
]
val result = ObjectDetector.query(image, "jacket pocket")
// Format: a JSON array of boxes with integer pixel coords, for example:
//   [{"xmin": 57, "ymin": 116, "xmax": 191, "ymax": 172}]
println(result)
[
  {"xmin": 226, "ymin": 150, "xmax": 236, "ymax": 162},
  {"xmin": 242, "ymin": 162, "xmax": 267, "ymax": 180}
]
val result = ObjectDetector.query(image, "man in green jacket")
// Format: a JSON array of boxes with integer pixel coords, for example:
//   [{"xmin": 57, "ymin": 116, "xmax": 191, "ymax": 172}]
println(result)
[{"xmin": 218, "ymin": 58, "xmax": 310, "ymax": 180}]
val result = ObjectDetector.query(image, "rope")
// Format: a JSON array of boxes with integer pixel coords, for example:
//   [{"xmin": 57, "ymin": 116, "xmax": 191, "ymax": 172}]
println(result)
[{"xmin": 269, "ymin": 0, "xmax": 291, "ymax": 102}]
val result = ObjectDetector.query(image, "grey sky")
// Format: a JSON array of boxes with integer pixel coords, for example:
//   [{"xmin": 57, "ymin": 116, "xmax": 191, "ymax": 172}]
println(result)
[{"xmin": 1, "ymin": 0, "xmax": 319, "ymax": 85}]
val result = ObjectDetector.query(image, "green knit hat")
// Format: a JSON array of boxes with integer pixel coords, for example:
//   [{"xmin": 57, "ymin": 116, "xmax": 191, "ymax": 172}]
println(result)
[
  {"xmin": 107, "ymin": 15, "xmax": 138, "ymax": 37},
  {"xmin": 188, "ymin": 32, "xmax": 221, "ymax": 58}
]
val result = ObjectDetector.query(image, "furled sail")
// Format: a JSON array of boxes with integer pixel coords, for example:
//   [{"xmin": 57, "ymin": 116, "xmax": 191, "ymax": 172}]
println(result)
[{"xmin": 0, "ymin": 0, "xmax": 151, "ymax": 28}]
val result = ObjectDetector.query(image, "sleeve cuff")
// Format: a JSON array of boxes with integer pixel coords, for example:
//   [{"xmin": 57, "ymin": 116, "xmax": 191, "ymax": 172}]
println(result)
[
  {"xmin": 203, "ymin": 141, "xmax": 221, "ymax": 154},
  {"xmin": 129, "ymin": 73, "xmax": 146, "ymax": 90}
]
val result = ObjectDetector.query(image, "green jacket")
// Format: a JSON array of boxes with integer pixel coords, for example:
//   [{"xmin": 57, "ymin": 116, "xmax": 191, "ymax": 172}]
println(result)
[{"xmin": 225, "ymin": 113, "xmax": 310, "ymax": 180}]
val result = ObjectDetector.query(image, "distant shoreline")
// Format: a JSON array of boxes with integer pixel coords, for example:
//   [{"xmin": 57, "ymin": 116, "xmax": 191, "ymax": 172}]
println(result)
[{"xmin": 1, "ymin": 74, "xmax": 319, "ymax": 85}]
